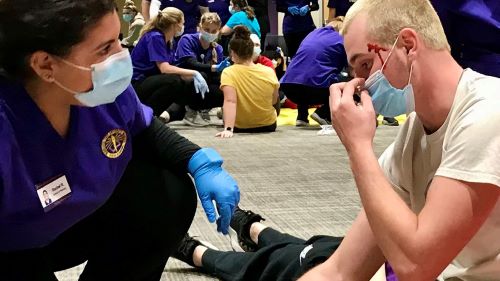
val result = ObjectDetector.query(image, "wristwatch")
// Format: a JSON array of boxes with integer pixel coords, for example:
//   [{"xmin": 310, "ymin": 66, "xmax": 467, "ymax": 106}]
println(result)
[{"xmin": 225, "ymin": 127, "xmax": 233, "ymax": 132}]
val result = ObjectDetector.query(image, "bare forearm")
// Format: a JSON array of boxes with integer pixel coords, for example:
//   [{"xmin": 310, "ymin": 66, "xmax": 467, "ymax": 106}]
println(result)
[
  {"xmin": 348, "ymin": 147, "xmax": 420, "ymax": 274},
  {"xmin": 142, "ymin": 0, "xmax": 151, "ymax": 21},
  {"xmin": 222, "ymin": 101, "xmax": 236, "ymax": 129},
  {"xmin": 160, "ymin": 64, "xmax": 196, "ymax": 77}
]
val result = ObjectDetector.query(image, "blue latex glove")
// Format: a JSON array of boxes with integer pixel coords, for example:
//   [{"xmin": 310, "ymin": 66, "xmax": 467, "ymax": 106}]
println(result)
[
  {"xmin": 188, "ymin": 148, "xmax": 241, "ymax": 234},
  {"xmin": 215, "ymin": 58, "xmax": 231, "ymax": 73},
  {"xmin": 299, "ymin": 5, "xmax": 310, "ymax": 16},
  {"xmin": 287, "ymin": 6, "xmax": 300, "ymax": 16},
  {"xmin": 193, "ymin": 71, "xmax": 209, "ymax": 99}
]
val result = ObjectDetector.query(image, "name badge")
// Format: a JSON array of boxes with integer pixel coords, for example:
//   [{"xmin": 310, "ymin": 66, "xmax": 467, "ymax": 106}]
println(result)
[{"xmin": 36, "ymin": 175, "xmax": 72, "ymax": 212}]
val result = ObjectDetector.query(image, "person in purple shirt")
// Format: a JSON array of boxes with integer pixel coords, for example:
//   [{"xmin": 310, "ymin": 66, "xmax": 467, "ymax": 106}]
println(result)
[
  {"xmin": 327, "ymin": 0, "xmax": 355, "ymax": 21},
  {"xmin": 131, "ymin": 7, "xmax": 211, "ymax": 122},
  {"xmin": 0, "ymin": 0, "xmax": 240, "ymax": 280},
  {"xmin": 142, "ymin": 0, "xmax": 209, "ymax": 34},
  {"xmin": 276, "ymin": 0, "xmax": 319, "ymax": 58},
  {"xmin": 173, "ymin": 12, "xmax": 230, "ymax": 125},
  {"xmin": 207, "ymin": 0, "xmax": 232, "ymax": 25},
  {"xmin": 280, "ymin": 20, "xmax": 347, "ymax": 126},
  {"xmin": 431, "ymin": 0, "xmax": 500, "ymax": 78}
]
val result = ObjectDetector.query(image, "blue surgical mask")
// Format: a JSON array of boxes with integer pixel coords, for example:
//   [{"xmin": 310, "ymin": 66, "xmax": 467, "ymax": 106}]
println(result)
[
  {"xmin": 175, "ymin": 25, "xmax": 185, "ymax": 37},
  {"xmin": 365, "ymin": 36, "xmax": 414, "ymax": 117},
  {"xmin": 123, "ymin": 14, "xmax": 134, "ymax": 22},
  {"xmin": 201, "ymin": 31, "xmax": 218, "ymax": 43},
  {"xmin": 228, "ymin": 6, "xmax": 236, "ymax": 14},
  {"xmin": 53, "ymin": 50, "xmax": 133, "ymax": 107}
]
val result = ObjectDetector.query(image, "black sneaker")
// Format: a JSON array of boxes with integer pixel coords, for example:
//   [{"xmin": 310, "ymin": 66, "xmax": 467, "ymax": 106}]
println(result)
[
  {"xmin": 230, "ymin": 207, "xmax": 265, "ymax": 252},
  {"xmin": 171, "ymin": 233, "xmax": 202, "ymax": 267},
  {"xmin": 382, "ymin": 117, "xmax": 399, "ymax": 126}
]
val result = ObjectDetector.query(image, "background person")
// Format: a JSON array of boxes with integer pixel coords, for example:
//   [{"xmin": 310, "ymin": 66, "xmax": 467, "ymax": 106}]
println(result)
[
  {"xmin": 217, "ymin": 26, "xmax": 279, "ymax": 138},
  {"xmin": 131, "ymin": 7, "xmax": 209, "ymax": 120},
  {"xmin": 221, "ymin": 0, "xmax": 261, "ymax": 38},
  {"xmin": 173, "ymin": 12, "xmax": 230, "ymax": 126},
  {"xmin": 276, "ymin": 0, "xmax": 319, "ymax": 59},
  {"xmin": 121, "ymin": 0, "xmax": 145, "ymax": 48},
  {"xmin": 279, "ymin": 20, "xmax": 347, "ymax": 126}
]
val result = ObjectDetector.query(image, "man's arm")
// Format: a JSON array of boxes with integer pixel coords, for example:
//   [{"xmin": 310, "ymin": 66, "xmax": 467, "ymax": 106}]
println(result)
[
  {"xmin": 299, "ymin": 209, "xmax": 386, "ymax": 281},
  {"xmin": 350, "ymin": 148, "xmax": 499, "ymax": 280},
  {"xmin": 142, "ymin": 0, "xmax": 151, "ymax": 22}
]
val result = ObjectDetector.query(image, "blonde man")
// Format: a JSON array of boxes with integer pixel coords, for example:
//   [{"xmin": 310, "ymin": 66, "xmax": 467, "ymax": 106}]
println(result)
[{"xmin": 299, "ymin": 0, "xmax": 500, "ymax": 280}]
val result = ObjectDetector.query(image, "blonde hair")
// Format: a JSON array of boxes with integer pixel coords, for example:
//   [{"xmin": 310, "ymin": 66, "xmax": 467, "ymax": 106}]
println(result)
[
  {"xmin": 123, "ymin": 0, "xmax": 138, "ymax": 14},
  {"xmin": 327, "ymin": 16, "xmax": 344, "ymax": 32},
  {"xmin": 341, "ymin": 0, "xmax": 449, "ymax": 51},
  {"xmin": 140, "ymin": 7, "xmax": 184, "ymax": 37},
  {"xmin": 200, "ymin": 13, "xmax": 222, "ymax": 64}
]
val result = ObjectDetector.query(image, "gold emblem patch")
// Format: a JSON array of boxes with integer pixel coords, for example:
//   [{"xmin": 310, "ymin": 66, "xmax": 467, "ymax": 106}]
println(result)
[{"xmin": 101, "ymin": 129, "xmax": 127, "ymax": 159}]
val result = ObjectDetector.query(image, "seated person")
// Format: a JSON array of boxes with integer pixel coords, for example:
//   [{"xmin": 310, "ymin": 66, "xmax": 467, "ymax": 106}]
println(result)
[
  {"xmin": 221, "ymin": 0, "xmax": 261, "ymax": 38},
  {"xmin": 173, "ymin": 12, "xmax": 230, "ymax": 126},
  {"xmin": 171, "ymin": 207, "xmax": 391, "ymax": 281},
  {"xmin": 216, "ymin": 26, "xmax": 279, "ymax": 138},
  {"xmin": 121, "ymin": 0, "xmax": 145, "ymax": 48},
  {"xmin": 131, "ymin": 7, "xmax": 209, "ymax": 120},
  {"xmin": 279, "ymin": 20, "xmax": 347, "ymax": 126},
  {"xmin": 250, "ymin": 33, "xmax": 274, "ymax": 69}
]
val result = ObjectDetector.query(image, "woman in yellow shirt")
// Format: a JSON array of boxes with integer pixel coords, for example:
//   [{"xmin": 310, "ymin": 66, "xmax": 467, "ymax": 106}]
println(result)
[{"xmin": 217, "ymin": 25, "xmax": 280, "ymax": 138}]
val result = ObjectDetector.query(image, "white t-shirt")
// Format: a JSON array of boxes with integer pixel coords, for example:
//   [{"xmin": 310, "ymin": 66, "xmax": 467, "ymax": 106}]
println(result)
[{"xmin": 378, "ymin": 69, "xmax": 500, "ymax": 281}]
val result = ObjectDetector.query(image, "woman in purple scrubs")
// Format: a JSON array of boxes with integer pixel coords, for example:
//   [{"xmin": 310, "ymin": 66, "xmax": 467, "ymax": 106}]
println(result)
[
  {"xmin": 0, "ymin": 0, "xmax": 240, "ymax": 279},
  {"xmin": 173, "ymin": 12, "xmax": 230, "ymax": 125},
  {"xmin": 280, "ymin": 21, "xmax": 347, "ymax": 126},
  {"xmin": 276, "ymin": 0, "xmax": 319, "ymax": 59},
  {"xmin": 131, "ymin": 7, "xmax": 210, "ymax": 121}
]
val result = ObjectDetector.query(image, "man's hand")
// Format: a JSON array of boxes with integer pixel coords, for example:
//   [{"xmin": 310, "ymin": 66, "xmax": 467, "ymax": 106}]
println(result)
[{"xmin": 330, "ymin": 78, "xmax": 377, "ymax": 153}]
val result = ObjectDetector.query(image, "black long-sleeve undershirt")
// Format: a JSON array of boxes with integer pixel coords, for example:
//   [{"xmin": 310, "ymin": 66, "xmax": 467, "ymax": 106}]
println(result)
[{"xmin": 133, "ymin": 117, "xmax": 201, "ymax": 174}]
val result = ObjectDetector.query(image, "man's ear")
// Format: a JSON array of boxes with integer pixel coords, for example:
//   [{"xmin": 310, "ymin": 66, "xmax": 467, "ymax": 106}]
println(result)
[
  {"xmin": 400, "ymin": 28, "xmax": 418, "ymax": 60},
  {"xmin": 29, "ymin": 51, "xmax": 56, "ymax": 83}
]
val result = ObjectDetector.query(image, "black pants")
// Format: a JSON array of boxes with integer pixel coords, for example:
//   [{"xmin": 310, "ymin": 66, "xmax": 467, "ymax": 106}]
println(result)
[
  {"xmin": 133, "ymin": 73, "xmax": 223, "ymax": 118},
  {"xmin": 280, "ymin": 83, "xmax": 330, "ymax": 122},
  {"xmin": 234, "ymin": 122, "xmax": 277, "ymax": 133},
  {"xmin": 0, "ymin": 152, "xmax": 197, "ymax": 281},
  {"xmin": 284, "ymin": 28, "xmax": 314, "ymax": 59},
  {"xmin": 201, "ymin": 228, "xmax": 343, "ymax": 281}
]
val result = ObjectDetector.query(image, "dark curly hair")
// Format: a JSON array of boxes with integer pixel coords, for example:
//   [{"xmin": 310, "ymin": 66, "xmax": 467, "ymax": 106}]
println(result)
[
  {"xmin": 0, "ymin": 0, "xmax": 117, "ymax": 81},
  {"xmin": 229, "ymin": 25, "xmax": 254, "ymax": 61}
]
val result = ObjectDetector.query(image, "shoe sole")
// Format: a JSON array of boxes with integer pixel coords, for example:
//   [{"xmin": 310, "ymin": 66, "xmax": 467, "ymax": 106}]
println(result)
[
  {"xmin": 228, "ymin": 227, "xmax": 245, "ymax": 252},
  {"xmin": 183, "ymin": 119, "xmax": 210, "ymax": 127}
]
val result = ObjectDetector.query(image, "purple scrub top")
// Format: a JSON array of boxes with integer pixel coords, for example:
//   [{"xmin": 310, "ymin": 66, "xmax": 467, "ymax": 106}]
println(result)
[
  {"xmin": 0, "ymin": 78, "xmax": 153, "ymax": 251},
  {"xmin": 131, "ymin": 29, "xmax": 177, "ymax": 82},
  {"xmin": 280, "ymin": 26, "xmax": 347, "ymax": 88},
  {"xmin": 277, "ymin": 0, "xmax": 317, "ymax": 34},
  {"xmin": 175, "ymin": 33, "xmax": 224, "ymax": 64},
  {"xmin": 431, "ymin": 0, "xmax": 500, "ymax": 77},
  {"xmin": 207, "ymin": 0, "xmax": 231, "ymax": 25},
  {"xmin": 158, "ymin": 0, "xmax": 209, "ymax": 34}
]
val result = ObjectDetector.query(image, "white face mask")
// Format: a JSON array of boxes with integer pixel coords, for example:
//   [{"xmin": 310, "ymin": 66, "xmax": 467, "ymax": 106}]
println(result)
[
  {"xmin": 252, "ymin": 46, "xmax": 261, "ymax": 60},
  {"xmin": 200, "ymin": 31, "xmax": 219, "ymax": 43},
  {"xmin": 53, "ymin": 50, "xmax": 133, "ymax": 107},
  {"xmin": 175, "ymin": 25, "xmax": 184, "ymax": 37}
]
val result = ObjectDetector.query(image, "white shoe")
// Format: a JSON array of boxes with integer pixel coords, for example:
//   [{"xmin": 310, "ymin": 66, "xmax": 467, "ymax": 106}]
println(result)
[
  {"xmin": 183, "ymin": 109, "xmax": 210, "ymax": 127},
  {"xmin": 159, "ymin": 111, "xmax": 170, "ymax": 123},
  {"xmin": 296, "ymin": 120, "xmax": 309, "ymax": 127},
  {"xmin": 310, "ymin": 112, "xmax": 330, "ymax": 125}
]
